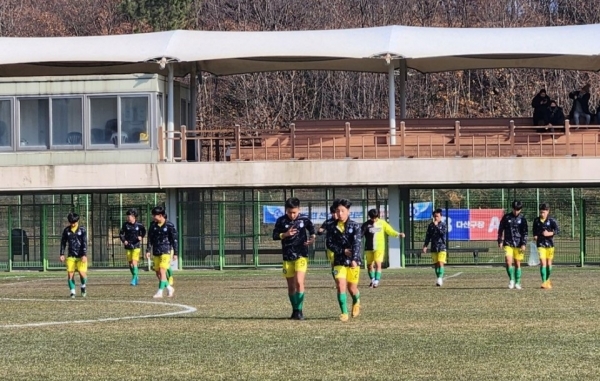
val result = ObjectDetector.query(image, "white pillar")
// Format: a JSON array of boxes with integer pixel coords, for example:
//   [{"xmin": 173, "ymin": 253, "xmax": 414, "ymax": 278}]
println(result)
[
  {"xmin": 388, "ymin": 185, "xmax": 402, "ymax": 268},
  {"xmin": 190, "ymin": 65, "xmax": 197, "ymax": 130},
  {"xmin": 388, "ymin": 65, "xmax": 397, "ymax": 145},
  {"xmin": 167, "ymin": 64, "xmax": 175, "ymax": 162},
  {"xmin": 399, "ymin": 59, "xmax": 407, "ymax": 118}
]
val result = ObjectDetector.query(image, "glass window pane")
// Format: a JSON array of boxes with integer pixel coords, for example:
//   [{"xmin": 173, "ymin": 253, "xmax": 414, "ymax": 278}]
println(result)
[
  {"xmin": 0, "ymin": 100, "xmax": 11, "ymax": 147},
  {"xmin": 90, "ymin": 97, "xmax": 117, "ymax": 145},
  {"xmin": 52, "ymin": 98, "xmax": 83, "ymax": 146},
  {"xmin": 121, "ymin": 97, "xmax": 149, "ymax": 145},
  {"xmin": 19, "ymin": 99, "xmax": 49, "ymax": 148}
]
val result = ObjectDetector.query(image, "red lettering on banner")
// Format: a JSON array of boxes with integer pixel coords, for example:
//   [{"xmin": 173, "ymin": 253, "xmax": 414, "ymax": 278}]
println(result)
[{"xmin": 469, "ymin": 209, "xmax": 505, "ymax": 240}]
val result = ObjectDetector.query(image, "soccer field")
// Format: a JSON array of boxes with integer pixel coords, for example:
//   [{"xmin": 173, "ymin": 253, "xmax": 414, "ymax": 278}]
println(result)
[{"xmin": 1, "ymin": 267, "xmax": 599, "ymax": 381}]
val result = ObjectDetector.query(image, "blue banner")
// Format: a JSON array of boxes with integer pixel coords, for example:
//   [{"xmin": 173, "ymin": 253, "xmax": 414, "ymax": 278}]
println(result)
[
  {"xmin": 445, "ymin": 209, "xmax": 470, "ymax": 241},
  {"xmin": 411, "ymin": 202, "xmax": 433, "ymax": 221}
]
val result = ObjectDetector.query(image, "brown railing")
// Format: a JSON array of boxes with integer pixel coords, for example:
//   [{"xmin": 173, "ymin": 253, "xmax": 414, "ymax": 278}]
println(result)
[{"xmin": 158, "ymin": 120, "xmax": 600, "ymax": 162}]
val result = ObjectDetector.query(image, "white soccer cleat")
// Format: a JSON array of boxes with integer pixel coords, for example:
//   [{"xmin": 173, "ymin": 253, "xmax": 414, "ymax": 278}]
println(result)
[
  {"xmin": 153, "ymin": 290, "xmax": 163, "ymax": 299},
  {"xmin": 515, "ymin": 283, "xmax": 522, "ymax": 290},
  {"xmin": 166, "ymin": 285, "xmax": 175, "ymax": 297},
  {"xmin": 508, "ymin": 280, "xmax": 515, "ymax": 289},
  {"xmin": 436, "ymin": 277, "xmax": 443, "ymax": 287}
]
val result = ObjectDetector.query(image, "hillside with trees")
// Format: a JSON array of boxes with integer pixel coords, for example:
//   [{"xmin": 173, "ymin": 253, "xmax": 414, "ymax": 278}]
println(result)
[{"xmin": 1, "ymin": 0, "xmax": 598, "ymax": 129}]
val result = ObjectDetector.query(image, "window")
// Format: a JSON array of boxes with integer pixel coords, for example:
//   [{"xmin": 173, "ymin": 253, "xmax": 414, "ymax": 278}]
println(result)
[
  {"xmin": 19, "ymin": 99, "xmax": 49, "ymax": 148},
  {"xmin": 121, "ymin": 96, "xmax": 149, "ymax": 145},
  {"xmin": 0, "ymin": 99, "xmax": 11, "ymax": 147},
  {"xmin": 52, "ymin": 98, "xmax": 83, "ymax": 146},
  {"xmin": 89, "ymin": 97, "xmax": 117, "ymax": 145}
]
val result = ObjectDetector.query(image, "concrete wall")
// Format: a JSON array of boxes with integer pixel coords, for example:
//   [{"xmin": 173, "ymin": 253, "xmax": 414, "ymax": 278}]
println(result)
[{"xmin": 0, "ymin": 157, "xmax": 597, "ymax": 192}]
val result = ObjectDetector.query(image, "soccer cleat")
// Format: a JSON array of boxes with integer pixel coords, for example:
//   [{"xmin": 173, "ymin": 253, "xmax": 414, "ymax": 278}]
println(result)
[
  {"xmin": 168, "ymin": 276, "xmax": 174, "ymax": 286},
  {"xmin": 296, "ymin": 310, "xmax": 305, "ymax": 321},
  {"xmin": 508, "ymin": 280, "xmax": 515, "ymax": 289},
  {"xmin": 166, "ymin": 285, "xmax": 175, "ymax": 297},
  {"xmin": 515, "ymin": 283, "xmax": 522, "ymax": 290},
  {"xmin": 369, "ymin": 280, "xmax": 374, "ymax": 288},
  {"xmin": 546, "ymin": 280, "xmax": 552, "ymax": 289},
  {"xmin": 290, "ymin": 310, "xmax": 297, "ymax": 320},
  {"xmin": 373, "ymin": 280, "xmax": 380, "ymax": 288},
  {"xmin": 351, "ymin": 303, "xmax": 361, "ymax": 318},
  {"xmin": 153, "ymin": 290, "xmax": 163, "ymax": 299},
  {"xmin": 436, "ymin": 277, "xmax": 443, "ymax": 287},
  {"xmin": 130, "ymin": 278, "xmax": 138, "ymax": 286},
  {"xmin": 70, "ymin": 292, "xmax": 76, "ymax": 299},
  {"xmin": 339, "ymin": 313, "xmax": 349, "ymax": 322},
  {"xmin": 81, "ymin": 291, "xmax": 87, "ymax": 298}
]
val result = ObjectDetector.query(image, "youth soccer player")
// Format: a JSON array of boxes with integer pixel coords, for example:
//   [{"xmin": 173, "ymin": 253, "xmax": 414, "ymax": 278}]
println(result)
[
  {"xmin": 498, "ymin": 200, "xmax": 528, "ymax": 290},
  {"xmin": 422, "ymin": 208, "xmax": 447, "ymax": 287},
  {"xmin": 533, "ymin": 203, "xmax": 559, "ymax": 289},
  {"xmin": 59, "ymin": 213, "xmax": 88, "ymax": 298},
  {"xmin": 119, "ymin": 208, "xmax": 146, "ymax": 286},
  {"xmin": 317, "ymin": 200, "xmax": 340, "ymax": 282},
  {"xmin": 362, "ymin": 208, "xmax": 405, "ymax": 288},
  {"xmin": 323, "ymin": 198, "xmax": 362, "ymax": 322},
  {"xmin": 273, "ymin": 197, "xmax": 316, "ymax": 321},
  {"xmin": 145, "ymin": 206, "xmax": 177, "ymax": 298}
]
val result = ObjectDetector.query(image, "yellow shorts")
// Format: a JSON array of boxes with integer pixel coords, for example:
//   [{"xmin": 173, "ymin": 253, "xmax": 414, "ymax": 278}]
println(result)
[
  {"xmin": 365, "ymin": 250, "xmax": 385, "ymax": 264},
  {"xmin": 326, "ymin": 250, "xmax": 334, "ymax": 265},
  {"xmin": 66, "ymin": 257, "xmax": 87, "ymax": 273},
  {"xmin": 538, "ymin": 247, "xmax": 555, "ymax": 260},
  {"xmin": 126, "ymin": 248, "xmax": 141, "ymax": 262},
  {"xmin": 282, "ymin": 257, "xmax": 308, "ymax": 278},
  {"xmin": 152, "ymin": 254, "xmax": 172, "ymax": 272},
  {"xmin": 333, "ymin": 266, "xmax": 360, "ymax": 284},
  {"xmin": 432, "ymin": 251, "xmax": 447, "ymax": 264},
  {"xmin": 504, "ymin": 246, "xmax": 524, "ymax": 261}
]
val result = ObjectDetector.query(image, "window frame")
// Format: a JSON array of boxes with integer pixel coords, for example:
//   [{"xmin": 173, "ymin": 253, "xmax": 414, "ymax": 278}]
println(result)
[
  {"xmin": 0, "ymin": 97, "xmax": 14, "ymax": 151},
  {"xmin": 49, "ymin": 96, "xmax": 85, "ymax": 150}
]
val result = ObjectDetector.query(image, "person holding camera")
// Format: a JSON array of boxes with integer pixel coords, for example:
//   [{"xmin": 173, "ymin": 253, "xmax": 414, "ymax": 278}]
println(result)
[{"xmin": 569, "ymin": 84, "xmax": 591, "ymax": 127}]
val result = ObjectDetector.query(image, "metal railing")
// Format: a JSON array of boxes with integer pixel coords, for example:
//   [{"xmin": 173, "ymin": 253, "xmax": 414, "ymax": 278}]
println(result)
[{"xmin": 158, "ymin": 120, "xmax": 600, "ymax": 162}]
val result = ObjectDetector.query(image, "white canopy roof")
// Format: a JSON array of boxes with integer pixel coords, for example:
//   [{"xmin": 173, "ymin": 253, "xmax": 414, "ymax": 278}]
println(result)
[{"xmin": 1, "ymin": 24, "xmax": 599, "ymax": 77}]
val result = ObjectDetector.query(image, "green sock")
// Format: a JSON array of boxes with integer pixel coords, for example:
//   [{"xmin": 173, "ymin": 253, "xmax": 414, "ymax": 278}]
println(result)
[
  {"xmin": 337, "ymin": 293, "xmax": 348, "ymax": 314},
  {"xmin": 288, "ymin": 294, "xmax": 296, "ymax": 309},
  {"xmin": 439, "ymin": 267, "xmax": 445, "ymax": 278},
  {"xmin": 540, "ymin": 266, "xmax": 547, "ymax": 282},
  {"xmin": 129, "ymin": 265, "xmax": 134, "ymax": 275},
  {"xmin": 132, "ymin": 265, "xmax": 139, "ymax": 279},
  {"xmin": 434, "ymin": 266, "xmax": 440, "ymax": 278},
  {"xmin": 547, "ymin": 266, "xmax": 552, "ymax": 280},
  {"xmin": 506, "ymin": 266, "xmax": 515, "ymax": 281},
  {"xmin": 159, "ymin": 280, "xmax": 168, "ymax": 290},
  {"xmin": 296, "ymin": 292, "xmax": 305, "ymax": 310},
  {"xmin": 68, "ymin": 278, "xmax": 75, "ymax": 290},
  {"xmin": 352, "ymin": 292, "xmax": 360, "ymax": 304},
  {"xmin": 368, "ymin": 271, "xmax": 375, "ymax": 280},
  {"xmin": 515, "ymin": 268, "xmax": 522, "ymax": 284},
  {"xmin": 166, "ymin": 268, "xmax": 173, "ymax": 279},
  {"xmin": 375, "ymin": 271, "xmax": 381, "ymax": 281}
]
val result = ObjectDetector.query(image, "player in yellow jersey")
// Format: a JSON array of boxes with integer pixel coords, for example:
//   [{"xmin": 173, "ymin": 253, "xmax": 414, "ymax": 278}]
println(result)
[
  {"xmin": 498, "ymin": 201, "xmax": 528, "ymax": 290},
  {"xmin": 119, "ymin": 208, "xmax": 146, "ymax": 286},
  {"xmin": 423, "ymin": 208, "xmax": 448, "ymax": 287},
  {"xmin": 533, "ymin": 203, "xmax": 559, "ymax": 289},
  {"xmin": 362, "ymin": 209, "xmax": 405, "ymax": 288},
  {"xmin": 59, "ymin": 213, "xmax": 88, "ymax": 298}
]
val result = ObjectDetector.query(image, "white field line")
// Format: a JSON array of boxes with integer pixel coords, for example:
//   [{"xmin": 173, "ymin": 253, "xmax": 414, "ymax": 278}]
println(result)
[
  {"xmin": 444, "ymin": 272, "xmax": 463, "ymax": 279},
  {"xmin": 1, "ymin": 278, "xmax": 57, "ymax": 286},
  {"xmin": 0, "ymin": 298, "xmax": 197, "ymax": 328}
]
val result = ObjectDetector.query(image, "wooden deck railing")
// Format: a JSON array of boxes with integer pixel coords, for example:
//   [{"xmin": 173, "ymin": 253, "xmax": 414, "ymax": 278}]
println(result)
[{"xmin": 158, "ymin": 119, "xmax": 600, "ymax": 162}]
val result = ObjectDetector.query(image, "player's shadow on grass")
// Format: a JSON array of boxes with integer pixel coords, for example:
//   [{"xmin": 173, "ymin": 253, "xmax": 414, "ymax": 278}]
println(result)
[
  {"xmin": 227, "ymin": 286, "xmax": 336, "ymax": 290},
  {"xmin": 169, "ymin": 315, "xmax": 332, "ymax": 321}
]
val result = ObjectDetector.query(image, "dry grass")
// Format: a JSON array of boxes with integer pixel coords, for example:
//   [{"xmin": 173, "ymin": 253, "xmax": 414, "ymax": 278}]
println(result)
[{"xmin": 0, "ymin": 267, "xmax": 599, "ymax": 380}]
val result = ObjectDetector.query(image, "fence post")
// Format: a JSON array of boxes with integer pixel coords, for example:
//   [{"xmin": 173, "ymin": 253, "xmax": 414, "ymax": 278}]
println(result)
[
  {"xmin": 345, "ymin": 122, "xmax": 351, "ymax": 158},
  {"xmin": 42, "ymin": 205, "xmax": 48, "ymax": 272},
  {"xmin": 580, "ymin": 197, "xmax": 586, "ymax": 267},
  {"xmin": 218, "ymin": 202, "xmax": 225, "ymax": 271},
  {"xmin": 180, "ymin": 126, "xmax": 187, "ymax": 162},
  {"xmin": 454, "ymin": 121, "xmax": 461, "ymax": 157},
  {"xmin": 400, "ymin": 121, "xmax": 406, "ymax": 157},
  {"xmin": 7, "ymin": 207, "xmax": 12, "ymax": 272},
  {"xmin": 234, "ymin": 124, "xmax": 241, "ymax": 160},
  {"xmin": 290, "ymin": 123, "xmax": 296, "ymax": 159},
  {"xmin": 400, "ymin": 197, "xmax": 406, "ymax": 268},
  {"xmin": 253, "ymin": 200, "xmax": 259, "ymax": 267},
  {"xmin": 177, "ymin": 200, "xmax": 183, "ymax": 270},
  {"xmin": 509, "ymin": 120, "xmax": 515, "ymax": 155},
  {"xmin": 565, "ymin": 119, "xmax": 571, "ymax": 156},
  {"xmin": 158, "ymin": 126, "xmax": 165, "ymax": 162}
]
